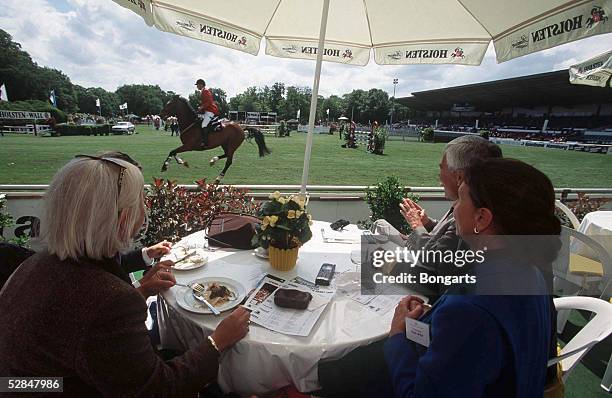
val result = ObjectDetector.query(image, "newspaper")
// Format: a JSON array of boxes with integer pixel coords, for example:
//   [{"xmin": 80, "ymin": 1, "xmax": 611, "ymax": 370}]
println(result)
[
  {"xmin": 343, "ymin": 290, "xmax": 404, "ymax": 314},
  {"xmin": 320, "ymin": 224, "xmax": 363, "ymax": 243},
  {"xmin": 243, "ymin": 275, "xmax": 336, "ymax": 336}
]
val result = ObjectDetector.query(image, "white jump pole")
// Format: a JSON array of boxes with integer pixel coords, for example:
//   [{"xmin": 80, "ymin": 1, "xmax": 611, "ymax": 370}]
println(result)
[{"xmin": 300, "ymin": 0, "xmax": 330, "ymax": 195}]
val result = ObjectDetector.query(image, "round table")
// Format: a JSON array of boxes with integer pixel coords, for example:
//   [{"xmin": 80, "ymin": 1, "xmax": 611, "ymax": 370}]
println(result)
[
  {"xmin": 158, "ymin": 221, "xmax": 412, "ymax": 396},
  {"xmin": 574, "ymin": 211, "xmax": 612, "ymax": 261}
]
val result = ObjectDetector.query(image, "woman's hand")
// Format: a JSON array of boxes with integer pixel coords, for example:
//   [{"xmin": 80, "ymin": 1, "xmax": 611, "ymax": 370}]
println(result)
[
  {"xmin": 210, "ymin": 307, "xmax": 251, "ymax": 352},
  {"xmin": 136, "ymin": 261, "xmax": 176, "ymax": 297},
  {"xmin": 145, "ymin": 240, "xmax": 172, "ymax": 259},
  {"xmin": 389, "ymin": 296, "xmax": 425, "ymax": 336},
  {"xmin": 399, "ymin": 198, "xmax": 430, "ymax": 230}
]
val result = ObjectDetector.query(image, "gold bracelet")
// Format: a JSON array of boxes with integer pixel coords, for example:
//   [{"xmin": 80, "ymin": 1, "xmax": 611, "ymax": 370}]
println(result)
[{"xmin": 207, "ymin": 335, "xmax": 220, "ymax": 353}]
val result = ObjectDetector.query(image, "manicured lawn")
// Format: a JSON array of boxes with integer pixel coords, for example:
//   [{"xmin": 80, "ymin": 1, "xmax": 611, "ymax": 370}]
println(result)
[{"xmin": 1, "ymin": 126, "xmax": 611, "ymax": 187}]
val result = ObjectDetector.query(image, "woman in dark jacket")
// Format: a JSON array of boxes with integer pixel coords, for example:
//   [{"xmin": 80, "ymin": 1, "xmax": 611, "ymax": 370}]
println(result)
[
  {"xmin": 385, "ymin": 158, "xmax": 560, "ymax": 397},
  {"xmin": 0, "ymin": 155, "xmax": 250, "ymax": 396}
]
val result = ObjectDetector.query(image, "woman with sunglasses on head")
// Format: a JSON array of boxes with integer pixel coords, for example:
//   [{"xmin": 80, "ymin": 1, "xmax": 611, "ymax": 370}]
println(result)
[
  {"xmin": 385, "ymin": 158, "xmax": 560, "ymax": 397},
  {"xmin": 0, "ymin": 156, "xmax": 250, "ymax": 396},
  {"xmin": 97, "ymin": 151, "xmax": 177, "ymax": 289}
]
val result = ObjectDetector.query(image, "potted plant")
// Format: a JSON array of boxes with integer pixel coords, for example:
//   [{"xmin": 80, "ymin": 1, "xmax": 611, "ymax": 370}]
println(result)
[
  {"xmin": 252, "ymin": 191, "xmax": 313, "ymax": 271},
  {"xmin": 372, "ymin": 126, "xmax": 388, "ymax": 155},
  {"xmin": 358, "ymin": 176, "xmax": 419, "ymax": 235},
  {"xmin": 421, "ymin": 127, "xmax": 434, "ymax": 142}
]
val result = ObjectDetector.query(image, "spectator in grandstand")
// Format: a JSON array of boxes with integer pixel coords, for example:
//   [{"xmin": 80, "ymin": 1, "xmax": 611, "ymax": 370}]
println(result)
[
  {"xmin": 0, "ymin": 156, "xmax": 250, "ymax": 396},
  {"xmin": 385, "ymin": 158, "xmax": 559, "ymax": 397},
  {"xmin": 371, "ymin": 135, "xmax": 502, "ymax": 296},
  {"xmin": 171, "ymin": 118, "xmax": 180, "ymax": 136}
]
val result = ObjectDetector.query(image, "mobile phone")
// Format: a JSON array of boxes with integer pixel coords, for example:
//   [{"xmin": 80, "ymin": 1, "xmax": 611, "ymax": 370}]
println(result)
[
  {"xmin": 330, "ymin": 219, "xmax": 350, "ymax": 231},
  {"xmin": 315, "ymin": 263, "xmax": 336, "ymax": 286}
]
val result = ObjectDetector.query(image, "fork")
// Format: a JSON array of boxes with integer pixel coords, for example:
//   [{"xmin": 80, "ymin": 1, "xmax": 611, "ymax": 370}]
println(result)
[{"xmin": 175, "ymin": 283, "xmax": 221, "ymax": 315}]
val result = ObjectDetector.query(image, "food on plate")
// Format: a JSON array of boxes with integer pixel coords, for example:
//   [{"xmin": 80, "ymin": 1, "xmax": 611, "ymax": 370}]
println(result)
[
  {"xmin": 195, "ymin": 282, "xmax": 236, "ymax": 307},
  {"xmin": 172, "ymin": 248, "xmax": 207, "ymax": 269}
]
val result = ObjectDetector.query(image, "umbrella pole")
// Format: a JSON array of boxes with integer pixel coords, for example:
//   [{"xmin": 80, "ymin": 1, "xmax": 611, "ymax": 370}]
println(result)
[{"xmin": 300, "ymin": 0, "xmax": 330, "ymax": 195}]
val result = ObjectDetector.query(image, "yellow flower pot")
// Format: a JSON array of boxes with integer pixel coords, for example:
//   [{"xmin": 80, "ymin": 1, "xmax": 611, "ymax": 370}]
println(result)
[{"xmin": 268, "ymin": 246, "xmax": 299, "ymax": 271}]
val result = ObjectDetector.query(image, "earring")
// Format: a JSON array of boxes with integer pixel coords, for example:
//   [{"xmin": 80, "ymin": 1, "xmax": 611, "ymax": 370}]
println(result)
[{"xmin": 473, "ymin": 227, "xmax": 479, "ymax": 234}]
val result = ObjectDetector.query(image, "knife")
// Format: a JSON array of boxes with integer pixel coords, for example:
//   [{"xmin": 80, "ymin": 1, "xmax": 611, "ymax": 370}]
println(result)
[
  {"xmin": 174, "ymin": 251, "xmax": 197, "ymax": 265},
  {"xmin": 193, "ymin": 294, "xmax": 221, "ymax": 315}
]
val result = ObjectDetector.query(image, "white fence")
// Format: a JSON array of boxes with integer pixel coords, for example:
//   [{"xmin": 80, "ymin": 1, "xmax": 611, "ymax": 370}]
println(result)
[
  {"xmin": 0, "ymin": 125, "xmax": 52, "ymax": 134},
  {"xmin": 297, "ymin": 125, "xmax": 330, "ymax": 134},
  {"xmin": 242, "ymin": 124, "xmax": 279, "ymax": 135},
  {"xmin": 489, "ymin": 137, "xmax": 612, "ymax": 154}
]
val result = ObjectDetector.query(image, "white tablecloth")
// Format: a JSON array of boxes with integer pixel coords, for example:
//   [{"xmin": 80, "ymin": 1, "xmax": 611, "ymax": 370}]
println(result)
[
  {"xmin": 158, "ymin": 221, "xmax": 413, "ymax": 396},
  {"xmin": 575, "ymin": 211, "xmax": 612, "ymax": 260}
]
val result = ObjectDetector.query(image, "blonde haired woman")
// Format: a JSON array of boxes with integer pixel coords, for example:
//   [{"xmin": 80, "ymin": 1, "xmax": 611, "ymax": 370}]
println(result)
[{"xmin": 0, "ymin": 155, "xmax": 250, "ymax": 396}]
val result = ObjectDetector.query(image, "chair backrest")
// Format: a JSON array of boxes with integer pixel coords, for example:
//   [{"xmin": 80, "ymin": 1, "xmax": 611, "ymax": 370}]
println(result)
[
  {"xmin": 549, "ymin": 296, "xmax": 612, "ymax": 381},
  {"xmin": 555, "ymin": 200, "xmax": 580, "ymax": 229},
  {"xmin": 0, "ymin": 243, "xmax": 35, "ymax": 290},
  {"xmin": 562, "ymin": 226, "xmax": 612, "ymax": 299}
]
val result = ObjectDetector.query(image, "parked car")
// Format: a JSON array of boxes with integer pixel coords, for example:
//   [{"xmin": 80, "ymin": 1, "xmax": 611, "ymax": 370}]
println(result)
[{"xmin": 111, "ymin": 121, "xmax": 135, "ymax": 135}]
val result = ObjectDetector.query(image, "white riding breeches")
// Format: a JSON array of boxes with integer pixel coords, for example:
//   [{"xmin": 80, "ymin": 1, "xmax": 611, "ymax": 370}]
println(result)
[{"xmin": 200, "ymin": 112, "xmax": 214, "ymax": 128}]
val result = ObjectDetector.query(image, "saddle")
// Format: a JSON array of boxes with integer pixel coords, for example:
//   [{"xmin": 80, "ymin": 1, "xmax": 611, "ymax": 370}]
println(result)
[
  {"xmin": 198, "ymin": 115, "xmax": 224, "ymax": 133},
  {"xmin": 209, "ymin": 116, "xmax": 223, "ymax": 132}
]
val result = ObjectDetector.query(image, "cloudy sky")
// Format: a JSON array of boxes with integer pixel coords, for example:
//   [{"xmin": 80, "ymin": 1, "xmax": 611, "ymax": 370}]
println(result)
[{"xmin": 1, "ymin": 0, "xmax": 611, "ymax": 99}]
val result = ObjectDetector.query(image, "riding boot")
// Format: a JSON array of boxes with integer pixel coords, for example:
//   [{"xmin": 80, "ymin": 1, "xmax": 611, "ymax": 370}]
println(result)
[{"xmin": 201, "ymin": 126, "xmax": 210, "ymax": 148}]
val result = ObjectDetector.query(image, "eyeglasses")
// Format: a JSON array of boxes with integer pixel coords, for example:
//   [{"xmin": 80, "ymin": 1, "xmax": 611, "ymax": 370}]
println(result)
[{"xmin": 74, "ymin": 155, "xmax": 127, "ymax": 204}]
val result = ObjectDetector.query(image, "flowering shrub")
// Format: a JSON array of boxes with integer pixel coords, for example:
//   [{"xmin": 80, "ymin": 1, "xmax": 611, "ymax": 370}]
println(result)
[
  {"xmin": 142, "ymin": 178, "xmax": 259, "ymax": 246},
  {"xmin": 556, "ymin": 193, "xmax": 608, "ymax": 227},
  {"xmin": 252, "ymin": 191, "xmax": 313, "ymax": 250},
  {"xmin": 0, "ymin": 194, "xmax": 29, "ymax": 247}
]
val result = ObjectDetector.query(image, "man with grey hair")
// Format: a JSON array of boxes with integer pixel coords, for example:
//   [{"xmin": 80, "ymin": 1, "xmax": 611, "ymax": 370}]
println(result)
[{"xmin": 372, "ymin": 135, "xmax": 502, "ymax": 296}]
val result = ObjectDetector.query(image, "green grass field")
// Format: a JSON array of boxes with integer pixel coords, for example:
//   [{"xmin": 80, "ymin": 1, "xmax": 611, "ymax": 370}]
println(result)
[{"xmin": 1, "ymin": 125, "xmax": 611, "ymax": 187}]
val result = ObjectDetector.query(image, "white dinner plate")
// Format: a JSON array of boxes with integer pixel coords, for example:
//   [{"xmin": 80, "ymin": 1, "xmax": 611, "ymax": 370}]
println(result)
[
  {"xmin": 253, "ymin": 247, "xmax": 269, "ymax": 259},
  {"xmin": 170, "ymin": 248, "xmax": 208, "ymax": 271},
  {"xmin": 175, "ymin": 277, "xmax": 246, "ymax": 314}
]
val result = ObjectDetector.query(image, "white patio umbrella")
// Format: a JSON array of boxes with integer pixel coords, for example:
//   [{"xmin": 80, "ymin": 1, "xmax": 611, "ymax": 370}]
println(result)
[
  {"xmin": 112, "ymin": 0, "xmax": 612, "ymax": 192},
  {"xmin": 569, "ymin": 49, "xmax": 612, "ymax": 87}
]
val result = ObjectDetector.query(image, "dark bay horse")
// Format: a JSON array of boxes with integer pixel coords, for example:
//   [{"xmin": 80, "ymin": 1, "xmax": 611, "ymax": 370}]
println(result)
[{"xmin": 159, "ymin": 96, "xmax": 270, "ymax": 181}]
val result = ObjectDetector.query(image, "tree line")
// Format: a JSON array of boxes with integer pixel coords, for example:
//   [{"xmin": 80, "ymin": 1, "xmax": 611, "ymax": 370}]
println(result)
[{"xmin": 0, "ymin": 29, "xmax": 414, "ymax": 124}]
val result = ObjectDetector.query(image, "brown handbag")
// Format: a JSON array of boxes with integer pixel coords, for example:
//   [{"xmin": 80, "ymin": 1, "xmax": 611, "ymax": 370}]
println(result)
[{"xmin": 206, "ymin": 212, "xmax": 260, "ymax": 250}]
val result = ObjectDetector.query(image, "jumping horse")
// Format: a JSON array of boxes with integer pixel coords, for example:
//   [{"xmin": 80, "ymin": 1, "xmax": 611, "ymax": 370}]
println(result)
[{"xmin": 159, "ymin": 96, "xmax": 271, "ymax": 181}]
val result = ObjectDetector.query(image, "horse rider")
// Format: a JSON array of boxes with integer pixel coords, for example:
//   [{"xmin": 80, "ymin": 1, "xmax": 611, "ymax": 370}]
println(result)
[{"xmin": 195, "ymin": 78, "xmax": 219, "ymax": 147}]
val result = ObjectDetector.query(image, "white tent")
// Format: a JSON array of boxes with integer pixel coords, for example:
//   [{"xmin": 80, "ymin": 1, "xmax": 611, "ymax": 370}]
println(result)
[
  {"xmin": 569, "ymin": 49, "xmax": 612, "ymax": 87},
  {"xmin": 112, "ymin": 0, "xmax": 612, "ymax": 191}
]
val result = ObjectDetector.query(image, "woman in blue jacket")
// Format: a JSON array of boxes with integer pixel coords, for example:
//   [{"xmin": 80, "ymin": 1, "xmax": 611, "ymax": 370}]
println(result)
[{"xmin": 385, "ymin": 158, "xmax": 560, "ymax": 397}]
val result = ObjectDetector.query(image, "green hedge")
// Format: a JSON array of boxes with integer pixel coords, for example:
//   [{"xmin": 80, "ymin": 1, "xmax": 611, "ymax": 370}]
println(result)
[
  {"xmin": 0, "ymin": 100, "xmax": 67, "ymax": 123},
  {"xmin": 53, "ymin": 124, "xmax": 111, "ymax": 136}
]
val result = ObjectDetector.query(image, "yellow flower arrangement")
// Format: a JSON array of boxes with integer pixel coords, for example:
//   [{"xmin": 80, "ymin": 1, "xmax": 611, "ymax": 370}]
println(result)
[{"xmin": 253, "ymin": 192, "xmax": 313, "ymax": 250}]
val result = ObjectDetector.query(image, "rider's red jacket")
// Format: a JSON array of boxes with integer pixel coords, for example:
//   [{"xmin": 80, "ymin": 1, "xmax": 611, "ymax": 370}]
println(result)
[{"xmin": 199, "ymin": 88, "xmax": 219, "ymax": 115}]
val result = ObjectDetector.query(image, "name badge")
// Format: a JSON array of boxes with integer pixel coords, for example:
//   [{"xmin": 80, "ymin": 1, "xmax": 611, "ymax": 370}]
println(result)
[{"xmin": 405, "ymin": 318, "xmax": 430, "ymax": 347}]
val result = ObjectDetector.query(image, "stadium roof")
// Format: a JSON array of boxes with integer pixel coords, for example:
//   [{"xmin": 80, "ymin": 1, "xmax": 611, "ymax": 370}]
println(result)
[{"xmin": 397, "ymin": 70, "xmax": 612, "ymax": 111}]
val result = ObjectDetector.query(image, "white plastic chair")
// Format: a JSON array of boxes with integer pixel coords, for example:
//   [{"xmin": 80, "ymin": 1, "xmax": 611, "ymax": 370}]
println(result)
[
  {"xmin": 548, "ymin": 296, "xmax": 612, "ymax": 386},
  {"xmin": 555, "ymin": 227, "xmax": 612, "ymax": 334},
  {"xmin": 555, "ymin": 200, "xmax": 580, "ymax": 229}
]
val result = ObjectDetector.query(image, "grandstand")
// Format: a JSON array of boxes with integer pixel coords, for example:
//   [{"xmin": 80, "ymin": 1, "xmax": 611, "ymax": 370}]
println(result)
[{"xmin": 397, "ymin": 70, "xmax": 612, "ymax": 144}]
